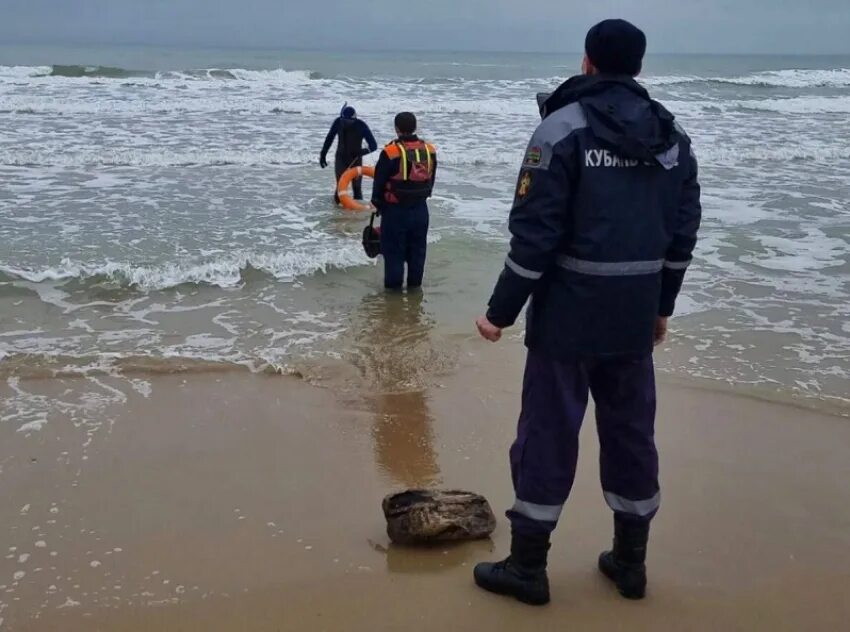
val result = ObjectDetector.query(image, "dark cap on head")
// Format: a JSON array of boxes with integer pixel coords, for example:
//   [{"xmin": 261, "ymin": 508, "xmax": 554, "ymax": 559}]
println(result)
[
  {"xmin": 394, "ymin": 112, "xmax": 417, "ymax": 135},
  {"xmin": 585, "ymin": 19, "xmax": 647, "ymax": 76}
]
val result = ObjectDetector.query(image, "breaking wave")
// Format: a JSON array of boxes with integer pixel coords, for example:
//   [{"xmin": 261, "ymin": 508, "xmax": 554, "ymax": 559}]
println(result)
[
  {"xmin": 730, "ymin": 95, "xmax": 850, "ymax": 114},
  {"xmin": 0, "ymin": 351, "xmax": 315, "ymax": 379},
  {"xmin": 0, "ymin": 64, "xmax": 322, "ymax": 82},
  {"xmin": 645, "ymin": 68, "xmax": 850, "ymax": 89},
  {"xmin": 663, "ymin": 95, "xmax": 850, "ymax": 117},
  {"xmin": 5, "ymin": 142, "xmax": 850, "ymax": 169},
  {"xmin": 4, "ymin": 64, "xmax": 849, "ymax": 90},
  {"xmin": 0, "ymin": 247, "xmax": 372, "ymax": 291},
  {"xmin": 50, "ymin": 64, "xmax": 147, "ymax": 78},
  {"xmin": 0, "ymin": 144, "xmax": 518, "ymax": 168}
]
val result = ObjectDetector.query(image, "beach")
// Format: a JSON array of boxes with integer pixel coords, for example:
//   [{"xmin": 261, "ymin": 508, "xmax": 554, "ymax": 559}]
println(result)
[
  {"xmin": 2, "ymin": 338, "xmax": 849, "ymax": 630},
  {"xmin": 2, "ymin": 45, "xmax": 850, "ymax": 630}
]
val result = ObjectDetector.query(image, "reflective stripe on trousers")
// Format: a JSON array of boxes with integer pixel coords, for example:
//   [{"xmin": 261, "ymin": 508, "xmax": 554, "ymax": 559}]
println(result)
[
  {"xmin": 603, "ymin": 491, "xmax": 661, "ymax": 517},
  {"xmin": 511, "ymin": 499, "xmax": 563, "ymax": 523}
]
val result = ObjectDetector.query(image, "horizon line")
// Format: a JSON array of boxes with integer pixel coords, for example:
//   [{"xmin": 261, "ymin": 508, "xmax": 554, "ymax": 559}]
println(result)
[{"xmin": 2, "ymin": 40, "xmax": 850, "ymax": 58}]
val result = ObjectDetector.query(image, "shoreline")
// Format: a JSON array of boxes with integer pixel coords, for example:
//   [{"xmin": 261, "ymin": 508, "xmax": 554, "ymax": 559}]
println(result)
[
  {"xmin": 2, "ymin": 339, "xmax": 850, "ymax": 630},
  {"xmin": 3, "ymin": 331, "xmax": 848, "ymax": 418}
]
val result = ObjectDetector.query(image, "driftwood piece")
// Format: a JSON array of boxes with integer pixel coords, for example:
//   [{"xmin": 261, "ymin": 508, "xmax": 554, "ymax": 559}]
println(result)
[{"xmin": 382, "ymin": 489, "xmax": 497, "ymax": 545}]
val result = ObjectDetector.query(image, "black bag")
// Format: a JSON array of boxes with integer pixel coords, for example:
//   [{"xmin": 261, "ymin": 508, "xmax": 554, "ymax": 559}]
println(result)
[{"xmin": 362, "ymin": 212, "xmax": 381, "ymax": 259}]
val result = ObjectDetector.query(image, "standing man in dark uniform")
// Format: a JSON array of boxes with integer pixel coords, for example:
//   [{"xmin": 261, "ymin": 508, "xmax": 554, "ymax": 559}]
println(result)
[
  {"xmin": 319, "ymin": 104, "xmax": 378, "ymax": 202},
  {"xmin": 473, "ymin": 20, "xmax": 701, "ymax": 605},
  {"xmin": 371, "ymin": 112, "xmax": 438, "ymax": 291}
]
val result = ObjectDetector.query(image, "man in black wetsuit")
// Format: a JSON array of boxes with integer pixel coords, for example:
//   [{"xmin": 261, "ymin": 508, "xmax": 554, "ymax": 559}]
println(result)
[{"xmin": 319, "ymin": 104, "xmax": 378, "ymax": 202}]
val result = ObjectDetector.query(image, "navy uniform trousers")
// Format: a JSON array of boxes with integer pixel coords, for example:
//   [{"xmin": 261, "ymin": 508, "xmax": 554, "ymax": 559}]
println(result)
[
  {"xmin": 379, "ymin": 201, "xmax": 429, "ymax": 290},
  {"xmin": 508, "ymin": 348, "xmax": 660, "ymax": 534}
]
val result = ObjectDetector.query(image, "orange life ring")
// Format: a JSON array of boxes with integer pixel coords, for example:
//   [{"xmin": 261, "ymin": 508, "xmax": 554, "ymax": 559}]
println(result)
[{"xmin": 337, "ymin": 165, "xmax": 375, "ymax": 212}]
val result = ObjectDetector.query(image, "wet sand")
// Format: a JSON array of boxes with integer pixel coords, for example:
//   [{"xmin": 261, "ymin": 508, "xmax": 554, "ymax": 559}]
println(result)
[{"xmin": 2, "ymin": 341, "xmax": 850, "ymax": 631}]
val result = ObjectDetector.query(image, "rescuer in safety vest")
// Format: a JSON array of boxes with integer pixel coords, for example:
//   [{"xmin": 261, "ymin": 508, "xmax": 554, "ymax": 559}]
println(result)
[
  {"xmin": 370, "ymin": 112, "xmax": 438, "ymax": 290},
  {"xmin": 473, "ymin": 19, "xmax": 702, "ymax": 605},
  {"xmin": 319, "ymin": 104, "xmax": 378, "ymax": 203}
]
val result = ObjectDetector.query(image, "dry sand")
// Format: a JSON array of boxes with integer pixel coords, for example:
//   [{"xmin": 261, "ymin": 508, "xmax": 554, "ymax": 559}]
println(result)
[{"xmin": 2, "ymin": 341, "xmax": 849, "ymax": 631}]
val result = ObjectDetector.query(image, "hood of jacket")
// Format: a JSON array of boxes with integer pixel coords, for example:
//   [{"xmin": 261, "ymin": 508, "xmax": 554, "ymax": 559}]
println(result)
[{"xmin": 539, "ymin": 74, "xmax": 679, "ymax": 167}]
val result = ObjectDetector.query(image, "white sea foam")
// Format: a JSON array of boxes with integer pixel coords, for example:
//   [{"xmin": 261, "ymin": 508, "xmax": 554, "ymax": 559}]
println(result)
[
  {"xmin": 664, "ymin": 96, "xmax": 850, "ymax": 116},
  {"xmin": 4, "ymin": 65, "xmax": 848, "ymax": 89},
  {"xmin": 1, "ymin": 245, "xmax": 372, "ymax": 290},
  {"xmin": 733, "ymin": 95, "xmax": 850, "ymax": 115},
  {"xmin": 5, "ymin": 141, "xmax": 848, "ymax": 169},
  {"xmin": 0, "ymin": 147, "xmax": 522, "ymax": 168},
  {"xmin": 0, "ymin": 65, "xmax": 52, "ymax": 79},
  {"xmin": 0, "ymin": 93, "xmax": 536, "ymax": 117},
  {"xmin": 644, "ymin": 68, "xmax": 850, "ymax": 88}
]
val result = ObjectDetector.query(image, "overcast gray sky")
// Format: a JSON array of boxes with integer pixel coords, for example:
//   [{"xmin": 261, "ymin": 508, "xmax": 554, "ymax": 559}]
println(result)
[{"xmin": 2, "ymin": 0, "xmax": 849, "ymax": 54}]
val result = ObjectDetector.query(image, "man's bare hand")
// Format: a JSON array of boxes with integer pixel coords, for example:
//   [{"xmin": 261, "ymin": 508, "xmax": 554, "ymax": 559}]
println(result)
[
  {"xmin": 476, "ymin": 315, "xmax": 503, "ymax": 342},
  {"xmin": 654, "ymin": 316, "xmax": 669, "ymax": 346}
]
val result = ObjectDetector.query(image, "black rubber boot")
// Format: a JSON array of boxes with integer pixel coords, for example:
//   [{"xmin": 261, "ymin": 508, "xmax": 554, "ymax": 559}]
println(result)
[
  {"xmin": 474, "ymin": 531, "xmax": 550, "ymax": 605},
  {"xmin": 598, "ymin": 518, "xmax": 649, "ymax": 600}
]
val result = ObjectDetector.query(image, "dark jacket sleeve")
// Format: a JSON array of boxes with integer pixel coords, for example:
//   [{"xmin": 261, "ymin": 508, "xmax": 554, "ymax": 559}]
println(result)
[
  {"xmin": 659, "ymin": 143, "xmax": 701, "ymax": 317},
  {"xmin": 486, "ymin": 144, "xmax": 574, "ymax": 328},
  {"xmin": 320, "ymin": 119, "xmax": 339, "ymax": 159},
  {"xmin": 371, "ymin": 149, "xmax": 393, "ymax": 211},
  {"xmin": 361, "ymin": 122, "xmax": 378, "ymax": 153},
  {"xmin": 430, "ymin": 153, "xmax": 438, "ymax": 195}
]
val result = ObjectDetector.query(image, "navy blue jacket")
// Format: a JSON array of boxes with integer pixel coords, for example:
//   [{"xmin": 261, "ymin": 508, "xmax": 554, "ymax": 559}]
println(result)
[
  {"xmin": 320, "ymin": 117, "xmax": 378, "ymax": 161},
  {"xmin": 487, "ymin": 75, "xmax": 701, "ymax": 358}
]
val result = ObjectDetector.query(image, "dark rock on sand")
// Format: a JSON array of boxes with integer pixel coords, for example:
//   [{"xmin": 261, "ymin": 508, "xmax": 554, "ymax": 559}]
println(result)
[{"xmin": 382, "ymin": 489, "xmax": 497, "ymax": 545}]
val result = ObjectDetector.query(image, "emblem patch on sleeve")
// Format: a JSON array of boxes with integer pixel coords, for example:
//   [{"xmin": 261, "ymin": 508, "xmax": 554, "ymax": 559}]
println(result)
[
  {"xmin": 516, "ymin": 171, "xmax": 532, "ymax": 199},
  {"xmin": 524, "ymin": 146, "xmax": 542, "ymax": 167}
]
